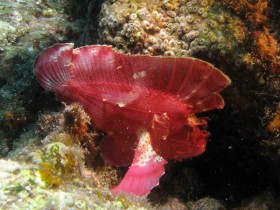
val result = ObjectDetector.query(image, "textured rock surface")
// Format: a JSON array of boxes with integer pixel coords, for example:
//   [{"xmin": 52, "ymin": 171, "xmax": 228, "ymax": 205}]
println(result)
[
  {"xmin": 98, "ymin": 0, "xmax": 247, "ymax": 66},
  {"xmin": 98, "ymin": 0, "xmax": 279, "ymax": 74},
  {"xmin": 0, "ymin": 0, "xmax": 87, "ymax": 156},
  {"xmin": 0, "ymin": 104, "xmax": 151, "ymax": 209}
]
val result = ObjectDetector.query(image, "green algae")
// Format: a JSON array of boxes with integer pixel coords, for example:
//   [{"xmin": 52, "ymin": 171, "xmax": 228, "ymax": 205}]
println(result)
[
  {"xmin": 0, "ymin": 143, "xmax": 150, "ymax": 209},
  {"xmin": 36, "ymin": 142, "xmax": 78, "ymax": 187},
  {"xmin": 4, "ymin": 183, "xmax": 25, "ymax": 194}
]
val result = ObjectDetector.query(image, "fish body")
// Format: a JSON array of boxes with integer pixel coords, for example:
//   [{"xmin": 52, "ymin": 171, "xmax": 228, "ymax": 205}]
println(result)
[{"xmin": 34, "ymin": 43, "xmax": 231, "ymax": 196}]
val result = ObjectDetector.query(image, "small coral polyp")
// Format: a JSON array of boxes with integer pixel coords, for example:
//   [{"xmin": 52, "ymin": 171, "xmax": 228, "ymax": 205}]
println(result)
[
  {"xmin": 34, "ymin": 43, "xmax": 230, "ymax": 196},
  {"xmin": 98, "ymin": 0, "xmax": 247, "ymax": 63}
]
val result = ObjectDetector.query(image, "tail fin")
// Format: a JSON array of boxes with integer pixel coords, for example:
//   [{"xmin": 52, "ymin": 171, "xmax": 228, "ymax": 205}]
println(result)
[{"xmin": 34, "ymin": 43, "xmax": 74, "ymax": 93}]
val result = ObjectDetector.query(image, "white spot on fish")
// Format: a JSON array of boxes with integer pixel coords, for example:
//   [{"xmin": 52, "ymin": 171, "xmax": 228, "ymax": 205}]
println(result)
[
  {"xmin": 64, "ymin": 60, "xmax": 71, "ymax": 67},
  {"xmin": 50, "ymin": 55, "xmax": 58, "ymax": 62},
  {"xmin": 117, "ymin": 101, "xmax": 126, "ymax": 107},
  {"xmin": 44, "ymin": 78, "xmax": 52, "ymax": 90},
  {"xmin": 61, "ymin": 72, "xmax": 69, "ymax": 80},
  {"xmin": 154, "ymin": 156, "xmax": 164, "ymax": 163},
  {"xmin": 51, "ymin": 45, "xmax": 73, "ymax": 61},
  {"xmin": 106, "ymin": 59, "xmax": 115, "ymax": 64},
  {"xmin": 90, "ymin": 48, "xmax": 98, "ymax": 54},
  {"xmin": 133, "ymin": 71, "xmax": 146, "ymax": 79},
  {"xmin": 133, "ymin": 131, "xmax": 160, "ymax": 167},
  {"xmin": 161, "ymin": 135, "xmax": 167, "ymax": 140},
  {"xmin": 73, "ymin": 49, "xmax": 80, "ymax": 54}
]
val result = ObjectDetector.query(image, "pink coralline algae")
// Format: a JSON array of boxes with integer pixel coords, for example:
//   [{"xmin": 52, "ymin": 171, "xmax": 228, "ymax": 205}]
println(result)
[{"xmin": 34, "ymin": 43, "xmax": 231, "ymax": 196}]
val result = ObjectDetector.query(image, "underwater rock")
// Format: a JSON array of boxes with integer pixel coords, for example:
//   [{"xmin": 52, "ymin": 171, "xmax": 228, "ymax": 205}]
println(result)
[
  {"xmin": 1, "ymin": 101, "xmax": 154, "ymax": 209},
  {"xmin": 235, "ymin": 192, "xmax": 280, "ymax": 210},
  {"xmin": 0, "ymin": 150, "xmax": 150, "ymax": 209},
  {"xmin": 222, "ymin": 0, "xmax": 269, "ymax": 28},
  {"xmin": 97, "ymin": 0, "xmax": 280, "ymax": 75},
  {"xmin": 0, "ymin": 0, "xmax": 83, "ymax": 154},
  {"xmin": 98, "ymin": 0, "xmax": 247, "ymax": 66},
  {"xmin": 190, "ymin": 197, "xmax": 226, "ymax": 210}
]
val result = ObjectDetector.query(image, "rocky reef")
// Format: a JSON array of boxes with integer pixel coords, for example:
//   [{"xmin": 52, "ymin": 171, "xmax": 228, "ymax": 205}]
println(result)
[
  {"xmin": 99, "ymin": 0, "xmax": 247, "ymax": 65},
  {"xmin": 1, "ymin": 103, "xmax": 152, "ymax": 209},
  {"xmin": 98, "ymin": 0, "xmax": 279, "ymax": 73},
  {"xmin": 0, "ymin": 0, "xmax": 87, "ymax": 156}
]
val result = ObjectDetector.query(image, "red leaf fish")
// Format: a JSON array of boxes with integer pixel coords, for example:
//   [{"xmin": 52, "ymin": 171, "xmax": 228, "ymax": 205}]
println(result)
[{"xmin": 34, "ymin": 43, "xmax": 231, "ymax": 196}]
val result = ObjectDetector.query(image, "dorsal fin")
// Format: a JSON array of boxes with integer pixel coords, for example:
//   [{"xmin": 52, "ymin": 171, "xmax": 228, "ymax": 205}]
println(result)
[{"xmin": 34, "ymin": 43, "xmax": 231, "ymax": 113}]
